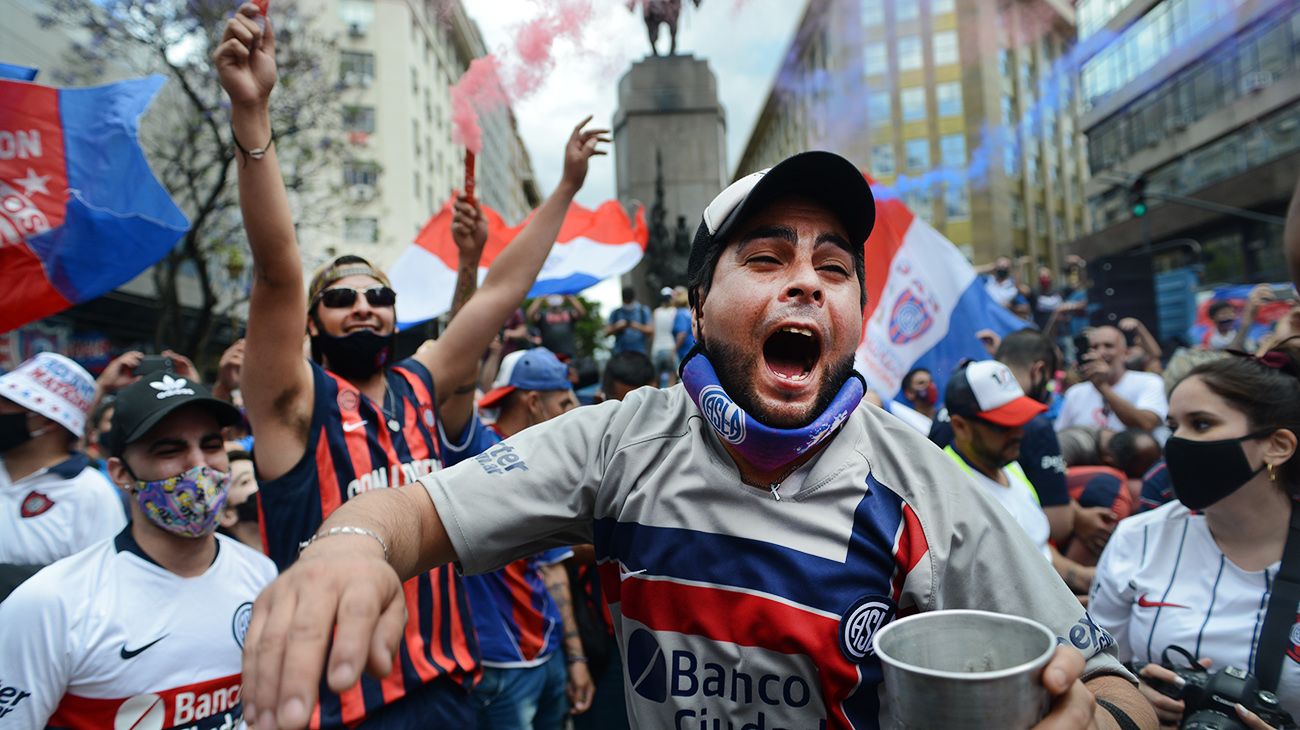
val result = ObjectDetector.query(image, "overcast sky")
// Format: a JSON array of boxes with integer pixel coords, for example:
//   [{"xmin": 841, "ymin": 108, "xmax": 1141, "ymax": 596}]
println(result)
[{"xmin": 466, "ymin": 0, "xmax": 807, "ymax": 209}]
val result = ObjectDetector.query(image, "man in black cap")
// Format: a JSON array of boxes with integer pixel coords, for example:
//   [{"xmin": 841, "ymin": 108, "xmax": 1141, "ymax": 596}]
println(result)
[
  {"xmin": 241, "ymin": 151, "xmax": 1155, "ymax": 730},
  {"xmin": 0, "ymin": 372, "xmax": 276, "ymax": 728}
]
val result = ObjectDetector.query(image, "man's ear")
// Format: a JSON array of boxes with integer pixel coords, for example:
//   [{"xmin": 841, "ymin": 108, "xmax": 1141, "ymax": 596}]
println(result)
[{"xmin": 107, "ymin": 456, "xmax": 131, "ymax": 489}]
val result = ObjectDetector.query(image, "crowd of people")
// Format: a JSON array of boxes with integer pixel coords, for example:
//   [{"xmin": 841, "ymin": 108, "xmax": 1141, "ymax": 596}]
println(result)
[{"xmin": 2, "ymin": 4, "xmax": 1300, "ymax": 730}]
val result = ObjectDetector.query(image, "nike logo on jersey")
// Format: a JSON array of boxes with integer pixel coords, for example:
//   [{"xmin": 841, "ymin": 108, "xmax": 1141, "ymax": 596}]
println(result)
[
  {"xmin": 120, "ymin": 635, "xmax": 167, "ymax": 659},
  {"xmin": 1137, "ymin": 594, "xmax": 1189, "ymax": 609},
  {"xmin": 342, "ymin": 420, "xmax": 368, "ymax": 432}
]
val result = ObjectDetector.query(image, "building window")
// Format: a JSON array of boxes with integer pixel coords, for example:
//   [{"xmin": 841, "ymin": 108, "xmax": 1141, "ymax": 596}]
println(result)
[
  {"xmin": 861, "ymin": 0, "xmax": 883, "ymax": 26},
  {"xmin": 872, "ymin": 143, "xmax": 895, "ymax": 175},
  {"xmin": 864, "ymin": 43, "xmax": 888, "ymax": 76},
  {"xmin": 340, "ymin": 51, "xmax": 374, "ymax": 87},
  {"xmin": 933, "ymin": 31, "xmax": 958, "ymax": 66},
  {"xmin": 343, "ymin": 161, "xmax": 379, "ymax": 187},
  {"xmin": 345, "ymin": 217, "xmax": 378, "ymax": 243},
  {"xmin": 868, "ymin": 91, "xmax": 892, "ymax": 122},
  {"xmin": 936, "ymin": 82, "xmax": 962, "ymax": 117},
  {"xmin": 898, "ymin": 36, "xmax": 922, "ymax": 70},
  {"xmin": 905, "ymin": 138, "xmax": 930, "ymax": 170},
  {"xmin": 945, "ymin": 184, "xmax": 970, "ymax": 219},
  {"xmin": 901, "ymin": 87, "xmax": 926, "ymax": 122},
  {"xmin": 343, "ymin": 105, "xmax": 376, "ymax": 133},
  {"xmin": 931, "ymin": 0, "xmax": 955, "ymax": 14},
  {"xmin": 1004, "ymin": 138, "xmax": 1019, "ymax": 177},
  {"xmin": 1035, "ymin": 205, "xmax": 1048, "ymax": 236},
  {"xmin": 1011, "ymin": 202, "xmax": 1025, "ymax": 229},
  {"xmin": 906, "ymin": 188, "xmax": 934, "ymax": 222},
  {"xmin": 896, "ymin": 2, "xmax": 919, "ymax": 22},
  {"xmin": 940, "ymin": 133, "xmax": 966, "ymax": 167}
]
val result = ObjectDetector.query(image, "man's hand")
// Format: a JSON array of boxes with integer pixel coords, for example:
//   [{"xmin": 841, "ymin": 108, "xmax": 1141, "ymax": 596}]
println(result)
[
  {"xmin": 1081, "ymin": 356, "xmax": 1110, "ymax": 388},
  {"xmin": 559, "ymin": 116, "xmax": 609, "ymax": 195},
  {"xmin": 1031, "ymin": 647, "xmax": 1102, "ymax": 729},
  {"xmin": 450, "ymin": 192, "xmax": 488, "ymax": 256},
  {"xmin": 216, "ymin": 339, "xmax": 245, "ymax": 400},
  {"xmin": 162, "ymin": 350, "xmax": 201, "ymax": 383},
  {"xmin": 567, "ymin": 660, "xmax": 594, "ymax": 715},
  {"xmin": 975, "ymin": 329, "xmax": 1001, "ymax": 356},
  {"xmin": 1117, "ymin": 318, "xmax": 1143, "ymax": 336},
  {"xmin": 242, "ymin": 537, "xmax": 406, "ymax": 730},
  {"xmin": 1138, "ymin": 660, "xmax": 1211, "ymax": 728},
  {"xmin": 1245, "ymin": 284, "xmax": 1276, "ymax": 321},
  {"xmin": 214, "ymin": 3, "xmax": 278, "ymax": 110},
  {"xmin": 97, "ymin": 351, "xmax": 143, "ymax": 392},
  {"xmin": 1074, "ymin": 506, "xmax": 1118, "ymax": 555}
]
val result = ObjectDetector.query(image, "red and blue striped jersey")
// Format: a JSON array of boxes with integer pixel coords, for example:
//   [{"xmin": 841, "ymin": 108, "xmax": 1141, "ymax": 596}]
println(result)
[
  {"xmin": 257, "ymin": 359, "xmax": 484, "ymax": 728},
  {"xmin": 462, "ymin": 427, "xmax": 573, "ymax": 667}
]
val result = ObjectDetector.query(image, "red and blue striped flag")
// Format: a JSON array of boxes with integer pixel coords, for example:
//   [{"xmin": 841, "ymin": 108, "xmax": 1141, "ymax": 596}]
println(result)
[{"xmin": 0, "ymin": 74, "xmax": 188, "ymax": 332}]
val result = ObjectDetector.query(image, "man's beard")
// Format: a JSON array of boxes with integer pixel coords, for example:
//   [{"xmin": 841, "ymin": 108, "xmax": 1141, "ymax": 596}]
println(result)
[{"xmin": 699, "ymin": 334, "xmax": 855, "ymax": 429}]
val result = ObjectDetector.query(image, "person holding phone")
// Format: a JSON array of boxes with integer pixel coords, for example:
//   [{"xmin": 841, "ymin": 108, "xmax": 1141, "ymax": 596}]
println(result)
[{"xmin": 1057, "ymin": 326, "xmax": 1169, "ymax": 443}]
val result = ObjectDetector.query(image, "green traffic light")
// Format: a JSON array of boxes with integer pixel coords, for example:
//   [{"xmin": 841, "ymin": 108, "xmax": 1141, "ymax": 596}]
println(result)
[{"xmin": 1133, "ymin": 203, "xmax": 1147, "ymax": 217}]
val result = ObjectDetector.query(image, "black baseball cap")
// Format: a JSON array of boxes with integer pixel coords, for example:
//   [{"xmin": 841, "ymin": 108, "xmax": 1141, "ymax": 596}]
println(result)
[
  {"xmin": 687, "ymin": 151, "xmax": 876, "ymax": 280},
  {"xmin": 107, "ymin": 373, "xmax": 241, "ymax": 456}
]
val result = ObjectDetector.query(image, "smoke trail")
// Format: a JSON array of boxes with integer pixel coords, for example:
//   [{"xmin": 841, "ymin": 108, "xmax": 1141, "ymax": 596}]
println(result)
[{"xmin": 450, "ymin": 0, "xmax": 593, "ymax": 153}]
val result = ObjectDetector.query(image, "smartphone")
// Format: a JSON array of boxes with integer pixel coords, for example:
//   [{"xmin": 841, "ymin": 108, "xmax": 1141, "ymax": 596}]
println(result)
[
  {"xmin": 1073, "ymin": 333, "xmax": 1093, "ymax": 363},
  {"xmin": 135, "ymin": 354, "xmax": 174, "ymax": 376}
]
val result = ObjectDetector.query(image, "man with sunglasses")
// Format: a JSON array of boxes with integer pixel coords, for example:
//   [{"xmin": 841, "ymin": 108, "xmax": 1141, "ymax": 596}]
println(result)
[
  {"xmin": 943, "ymin": 360, "xmax": 1054, "ymax": 561},
  {"xmin": 216, "ymin": 7, "xmax": 609, "ymax": 727}
]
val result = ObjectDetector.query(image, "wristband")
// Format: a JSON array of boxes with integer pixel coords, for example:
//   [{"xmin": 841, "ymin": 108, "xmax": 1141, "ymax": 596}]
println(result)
[
  {"xmin": 566, "ymin": 655, "xmax": 588, "ymax": 664},
  {"xmin": 231, "ymin": 123, "xmax": 276, "ymax": 162},
  {"xmin": 1095, "ymin": 697, "xmax": 1140, "ymax": 730},
  {"xmin": 303, "ymin": 525, "xmax": 389, "ymax": 562}
]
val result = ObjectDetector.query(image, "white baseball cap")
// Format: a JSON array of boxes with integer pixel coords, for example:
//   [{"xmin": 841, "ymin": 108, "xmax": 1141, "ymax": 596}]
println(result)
[
  {"xmin": 944, "ymin": 360, "xmax": 1047, "ymax": 428},
  {"xmin": 0, "ymin": 353, "xmax": 96, "ymax": 438}
]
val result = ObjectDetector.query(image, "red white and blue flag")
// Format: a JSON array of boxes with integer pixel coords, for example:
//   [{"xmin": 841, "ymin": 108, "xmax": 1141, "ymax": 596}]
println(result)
[
  {"xmin": 856, "ymin": 188, "xmax": 1027, "ymax": 401},
  {"xmin": 0, "ymin": 75, "xmax": 189, "ymax": 332},
  {"xmin": 389, "ymin": 198, "xmax": 647, "ymax": 328}
]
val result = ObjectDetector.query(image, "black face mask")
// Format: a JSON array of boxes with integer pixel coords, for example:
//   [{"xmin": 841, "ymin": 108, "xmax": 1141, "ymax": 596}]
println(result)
[
  {"xmin": 995, "ymin": 267, "xmax": 1010, "ymax": 279},
  {"xmin": 1165, "ymin": 430, "xmax": 1273, "ymax": 510},
  {"xmin": 312, "ymin": 329, "xmax": 395, "ymax": 380},
  {"xmin": 0, "ymin": 412, "xmax": 32, "ymax": 452},
  {"xmin": 234, "ymin": 495, "xmax": 260, "ymax": 524}
]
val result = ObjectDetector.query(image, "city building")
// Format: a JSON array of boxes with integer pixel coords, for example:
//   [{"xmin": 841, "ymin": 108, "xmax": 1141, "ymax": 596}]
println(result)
[
  {"xmin": 734, "ymin": 0, "xmax": 1090, "ymax": 270},
  {"xmin": 314, "ymin": 0, "xmax": 540, "ymax": 271},
  {"xmin": 1073, "ymin": 0, "xmax": 1300, "ymax": 287}
]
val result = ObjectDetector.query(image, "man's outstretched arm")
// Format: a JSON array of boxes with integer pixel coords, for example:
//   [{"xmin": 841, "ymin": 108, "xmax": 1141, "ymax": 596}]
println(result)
[
  {"xmin": 241, "ymin": 485, "xmax": 452, "ymax": 730},
  {"xmin": 215, "ymin": 3, "xmax": 315, "ymax": 480},
  {"xmin": 416, "ymin": 118, "xmax": 609, "ymax": 441}
]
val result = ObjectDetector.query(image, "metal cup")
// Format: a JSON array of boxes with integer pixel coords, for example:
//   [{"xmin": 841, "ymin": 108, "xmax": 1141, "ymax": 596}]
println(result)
[{"xmin": 873, "ymin": 609, "xmax": 1057, "ymax": 729}]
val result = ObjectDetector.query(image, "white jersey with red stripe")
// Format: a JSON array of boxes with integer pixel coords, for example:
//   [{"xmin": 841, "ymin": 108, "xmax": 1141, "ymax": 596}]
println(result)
[
  {"xmin": 0, "ymin": 529, "xmax": 276, "ymax": 729},
  {"xmin": 421, "ymin": 384, "xmax": 1130, "ymax": 729},
  {"xmin": 1090, "ymin": 501, "xmax": 1300, "ymax": 719}
]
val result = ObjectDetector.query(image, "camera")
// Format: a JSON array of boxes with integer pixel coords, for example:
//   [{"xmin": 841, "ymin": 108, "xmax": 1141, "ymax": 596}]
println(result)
[{"xmin": 1141, "ymin": 645, "xmax": 1295, "ymax": 729}]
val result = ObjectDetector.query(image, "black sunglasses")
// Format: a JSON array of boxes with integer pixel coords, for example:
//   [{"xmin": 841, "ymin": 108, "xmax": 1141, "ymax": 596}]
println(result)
[{"xmin": 317, "ymin": 286, "xmax": 396, "ymax": 309}]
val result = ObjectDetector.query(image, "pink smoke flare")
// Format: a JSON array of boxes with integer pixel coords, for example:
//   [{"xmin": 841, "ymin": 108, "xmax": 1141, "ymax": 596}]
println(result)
[
  {"xmin": 450, "ymin": 55, "xmax": 507, "ymax": 153},
  {"xmin": 450, "ymin": 0, "xmax": 592, "ymax": 154}
]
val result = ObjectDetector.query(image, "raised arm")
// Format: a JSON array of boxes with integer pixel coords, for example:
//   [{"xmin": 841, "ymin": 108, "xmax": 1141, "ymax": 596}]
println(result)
[
  {"xmin": 414, "ymin": 118, "xmax": 609, "ymax": 440},
  {"xmin": 215, "ymin": 4, "xmax": 315, "ymax": 479},
  {"xmin": 448, "ymin": 194, "xmax": 488, "ymax": 319}
]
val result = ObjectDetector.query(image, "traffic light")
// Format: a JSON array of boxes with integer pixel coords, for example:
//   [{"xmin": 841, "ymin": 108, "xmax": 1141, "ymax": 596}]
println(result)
[{"xmin": 1127, "ymin": 175, "xmax": 1148, "ymax": 218}]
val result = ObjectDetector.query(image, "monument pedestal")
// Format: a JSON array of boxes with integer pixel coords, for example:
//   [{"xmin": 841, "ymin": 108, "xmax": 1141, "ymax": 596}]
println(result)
[{"xmin": 613, "ymin": 55, "xmax": 727, "ymax": 301}]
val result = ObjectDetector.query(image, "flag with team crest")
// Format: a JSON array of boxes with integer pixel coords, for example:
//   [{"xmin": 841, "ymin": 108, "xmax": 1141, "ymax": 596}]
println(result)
[{"xmin": 856, "ymin": 188, "xmax": 1027, "ymax": 402}]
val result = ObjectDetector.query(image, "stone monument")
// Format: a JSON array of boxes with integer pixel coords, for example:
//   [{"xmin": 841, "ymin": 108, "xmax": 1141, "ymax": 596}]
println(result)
[{"xmin": 613, "ymin": 51, "xmax": 727, "ymax": 303}]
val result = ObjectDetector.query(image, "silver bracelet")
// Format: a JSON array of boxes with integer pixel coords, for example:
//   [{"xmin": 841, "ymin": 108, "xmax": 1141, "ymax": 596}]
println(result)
[{"xmin": 303, "ymin": 526, "xmax": 390, "ymax": 562}]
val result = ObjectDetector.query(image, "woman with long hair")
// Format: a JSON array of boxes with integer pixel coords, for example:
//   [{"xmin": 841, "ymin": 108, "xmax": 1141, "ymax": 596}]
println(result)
[{"xmin": 1090, "ymin": 338, "xmax": 1300, "ymax": 728}]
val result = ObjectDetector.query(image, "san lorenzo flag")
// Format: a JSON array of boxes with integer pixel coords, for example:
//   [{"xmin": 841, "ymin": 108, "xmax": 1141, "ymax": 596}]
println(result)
[
  {"xmin": 389, "ymin": 198, "xmax": 647, "ymax": 328},
  {"xmin": 856, "ymin": 188, "xmax": 1027, "ymax": 401},
  {"xmin": 0, "ymin": 75, "xmax": 189, "ymax": 332}
]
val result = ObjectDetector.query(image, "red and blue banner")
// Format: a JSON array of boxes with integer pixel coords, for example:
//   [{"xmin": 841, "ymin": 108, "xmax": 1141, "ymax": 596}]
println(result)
[
  {"xmin": 0, "ymin": 74, "xmax": 189, "ymax": 332},
  {"xmin": 856, "ymin": 186, "xmax": 1027, "ymax": 402},
  {"xmin": 389, "ymin": 197, "xmax": 647, "ymax": 328}
]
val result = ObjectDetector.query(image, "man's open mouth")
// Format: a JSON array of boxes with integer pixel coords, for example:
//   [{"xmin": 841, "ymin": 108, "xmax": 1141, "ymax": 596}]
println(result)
[{"xmin": 763, "ymin": 325, "xmax": 820, "ymax": 382}]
